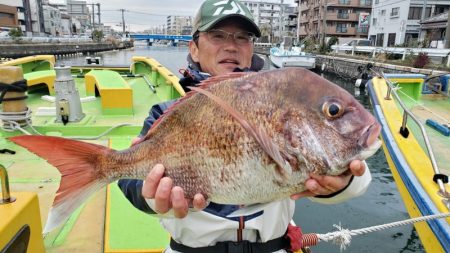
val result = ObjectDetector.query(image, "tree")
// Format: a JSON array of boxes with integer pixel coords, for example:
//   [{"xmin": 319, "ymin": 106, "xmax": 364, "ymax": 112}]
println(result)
[
  {"xmin": 8, "ymin": 28, "xmax": 23, "ymax": 41},
  {"xmin": 92, "ymin": 30, "xmax": 104, "ymax": 42}
]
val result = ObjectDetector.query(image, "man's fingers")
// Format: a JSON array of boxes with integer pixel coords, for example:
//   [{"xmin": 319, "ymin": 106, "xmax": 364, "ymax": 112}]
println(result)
[
  {"xmin": 142, "ymin": 164, "xmax": 165, "ymax": 199},
  {"xmin": 171, "ymin": 186, "xmax": 189, "ymax": 218},
  {"xmin": 154, "ymin": 177, "xmax": 173, "ymax": 214},
  {"xmin": 193, "ymin": 193, "xmax": 207, "ymax": 210},
  {"xmin": 349, "ymin": 160, "xmax": 365, "ymax": 176},
  {"xmin": 290, "ymin": 190, "xmax": 315, "ymax": 200}
]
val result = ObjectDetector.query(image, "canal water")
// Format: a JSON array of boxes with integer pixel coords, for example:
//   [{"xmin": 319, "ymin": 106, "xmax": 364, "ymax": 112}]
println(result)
[{"xmin": 58, "ymin": 43, "xmax": 424, "ymax": 253}]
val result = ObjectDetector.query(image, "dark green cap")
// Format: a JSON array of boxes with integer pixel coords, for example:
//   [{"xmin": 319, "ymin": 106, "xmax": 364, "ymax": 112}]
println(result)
[{"xmin": 193, "ymin": 0, "xmax": 261, "ymax": 37}]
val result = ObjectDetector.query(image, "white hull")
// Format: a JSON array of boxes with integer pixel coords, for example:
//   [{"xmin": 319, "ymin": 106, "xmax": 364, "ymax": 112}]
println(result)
[{"xmin": 269, "ymin": 52, "xmax": 316, "ymax": 69}]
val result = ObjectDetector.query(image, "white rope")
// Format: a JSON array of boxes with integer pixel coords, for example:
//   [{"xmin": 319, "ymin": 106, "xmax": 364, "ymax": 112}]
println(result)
[
  {"xmin": 317, "ymin": 212, "xmax": 450, "ymax": 251},
  {"xmin": 0, "ymin": 108, "xmax": 39, "ymax": 135}
]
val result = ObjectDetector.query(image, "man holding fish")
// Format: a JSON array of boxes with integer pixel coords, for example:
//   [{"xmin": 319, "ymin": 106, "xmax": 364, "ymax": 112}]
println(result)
[
  {"xmin": 10, "ymin": 0, "xmax": 380, "ymax": 251},
  {"xmin": 118, "ymin": 0, "xmax": 376, "ymax": 252}
]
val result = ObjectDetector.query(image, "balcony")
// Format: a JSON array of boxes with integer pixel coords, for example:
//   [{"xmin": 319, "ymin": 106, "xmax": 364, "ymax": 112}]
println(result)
[
  {"xmin": 326, "ymin": 26, "xmax": 357, "ymax": 35},
  {"xmin": 17, "ymin": 12, "xmax": 25, "ymax": 20},
  {"xmin": 327, "ymin": 0, "xmax": 372, "ymax": 8},
  {"xmin": 357, "ymin": 26, "xmax": 369, "ymax": 34},
  {"xmin": 326, "ymin": 12, "xmax": 358, "ymax": 21}
]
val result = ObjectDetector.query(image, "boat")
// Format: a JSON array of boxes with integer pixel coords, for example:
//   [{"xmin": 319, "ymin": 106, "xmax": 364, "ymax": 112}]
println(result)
[
  {"xmin": 367, "ymin": 72, "xmax": 450, "ymax": 252},
  {"xmin": 269, "ymin": 46, "xmax": 316, "ymax": 69},
  {"xmin": 0, "ymin": 55, "xmax": 185, "ymax": 253}
]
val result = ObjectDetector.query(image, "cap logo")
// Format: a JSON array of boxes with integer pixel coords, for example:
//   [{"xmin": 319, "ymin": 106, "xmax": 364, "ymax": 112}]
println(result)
[{"xmin": 212, "ymin": 0, "xmax": 245, "ymax": 16}]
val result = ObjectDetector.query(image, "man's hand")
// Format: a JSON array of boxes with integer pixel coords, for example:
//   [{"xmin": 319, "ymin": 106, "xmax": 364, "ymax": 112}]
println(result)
[
  {"xmin": 142, "ymin": 164, "xmax": 207, "ymax": 218},
  {"xmin": 290, "ymin": 160, "xmax": 366, "ymax": 200}
]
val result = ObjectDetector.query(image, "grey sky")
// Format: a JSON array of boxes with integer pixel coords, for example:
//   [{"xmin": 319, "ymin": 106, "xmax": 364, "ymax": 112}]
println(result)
[{"xmin": 94, "ymin": 0, "xmax": 295, "ymax": 32}]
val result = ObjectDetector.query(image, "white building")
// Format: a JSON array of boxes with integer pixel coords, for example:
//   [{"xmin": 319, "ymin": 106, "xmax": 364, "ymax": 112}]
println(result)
[
  {"xmin": 67, "ymin": 0, "xmax": 90, "ymax": 34},
  {"xmin": 368, "ymin": 0, "xmax": 450, "ymax": 47},
  {"xmin": 241, "ymin": 0, "xmax": 293, "ymax": 42},
  {"xmin": 166, "ymin": 16, "xmax": 192, "ymax": 35},
  {"xmin": 42, "ymin": 4, "xmax": 61, "ymax": 36}
]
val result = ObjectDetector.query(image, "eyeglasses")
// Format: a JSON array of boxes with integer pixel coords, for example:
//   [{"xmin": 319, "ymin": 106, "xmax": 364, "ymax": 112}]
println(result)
[{"xmin": 203, "ymin": 29, "xmax": 255, "ymax": 45}]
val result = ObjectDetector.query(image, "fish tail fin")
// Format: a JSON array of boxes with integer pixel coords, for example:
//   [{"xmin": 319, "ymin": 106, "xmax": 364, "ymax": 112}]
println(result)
[{"xmin": 8, "ymin": 135, "xmax": 113, "ymax": 233}]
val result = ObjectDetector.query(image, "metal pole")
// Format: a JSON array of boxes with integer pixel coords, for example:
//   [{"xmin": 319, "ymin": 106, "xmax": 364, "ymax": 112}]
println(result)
[
  {"xmin": 322, "ymin": 0, "xmax": 327, "ymax": 48},
  {"xmin": 445, "ymin": 11, "xmax": 450, "ymax": 48},
  {"xmin": 121, "ymin": 9, "xmax": 126, "ymax": 35},
  {"xmin": 91, "ymin": 3, "xmax": 95, "ymax": 30},
  {"xmin": 0, "ymin": 164, "xmax": 15, "ymax": 204},
  {"xmin": 97, "ymin": 3, "xmax": 101, "ymax": 27},
  {"xmin": 419, "ymin": 0, "xmax": 427, "ymax": 41}
]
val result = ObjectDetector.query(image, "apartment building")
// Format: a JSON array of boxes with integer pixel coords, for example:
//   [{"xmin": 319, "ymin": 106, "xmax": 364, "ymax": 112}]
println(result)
[
  {"xmin": 67, "ymin": 0, "xmax": 90, "ymax": 34},
  {"xmin": 166, "ymin": 16, "xmax": 192, "ymax": 35},
  {"xmin": 368, "ymin": 0, "xmax": 450, "ymax": 47},
  {"xmin": 299, "ymin": 0, "xmax": 372, "ymax": 39},
  {"xmin": 241, "ymin": 0, "xmax": 293, "ymax": 41}
]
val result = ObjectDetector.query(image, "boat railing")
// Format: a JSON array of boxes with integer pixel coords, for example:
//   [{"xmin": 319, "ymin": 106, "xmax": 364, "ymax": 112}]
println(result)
[{"xmin": 373, "ymin": 70, "xmax": 449, "ymax": 201}]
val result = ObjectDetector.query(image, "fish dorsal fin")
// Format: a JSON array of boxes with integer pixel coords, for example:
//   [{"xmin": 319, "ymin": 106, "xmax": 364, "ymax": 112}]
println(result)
[
  {"xmin": 140, "ymin": 72, "xmax": 255, "ymax": 143},
  {"xmin": 197, "ymin": 72, "xmax": 254, "ymax": 89},
  {"xmin": 188, "ymin": 86, "xmax": 292, "ymax": 182}
]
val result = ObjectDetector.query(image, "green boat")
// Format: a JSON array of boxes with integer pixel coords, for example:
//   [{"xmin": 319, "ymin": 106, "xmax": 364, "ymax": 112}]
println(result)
[{"xmin": 0, "ymin": 55, "xmax": 184, "ymax": 253}]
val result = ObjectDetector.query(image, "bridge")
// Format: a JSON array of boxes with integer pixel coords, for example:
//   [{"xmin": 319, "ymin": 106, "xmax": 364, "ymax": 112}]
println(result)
[{"xmin": 129, "ymin": 34, "xmax": 192, "ymax": 46}]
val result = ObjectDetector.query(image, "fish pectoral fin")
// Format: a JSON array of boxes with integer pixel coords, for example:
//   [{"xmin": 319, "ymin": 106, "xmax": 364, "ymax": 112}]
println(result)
[
  {"xmin": 189, "ymin": 86, "xmax": 292, "ymax": 181},
  {"xmin": 226, "ymin": 203, "xmax": 272, "ymax": 217}
]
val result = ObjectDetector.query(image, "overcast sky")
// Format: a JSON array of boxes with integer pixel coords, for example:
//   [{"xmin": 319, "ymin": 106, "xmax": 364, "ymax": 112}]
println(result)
[{"xmin": 93, "ymin": 0, "xmax": 296, "ymax": 32}]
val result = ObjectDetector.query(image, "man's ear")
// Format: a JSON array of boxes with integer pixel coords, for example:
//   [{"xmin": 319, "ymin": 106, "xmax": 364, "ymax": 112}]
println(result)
[{"xmin": 189, "ymin": 40, "xmax": 200, "ymax": 62}]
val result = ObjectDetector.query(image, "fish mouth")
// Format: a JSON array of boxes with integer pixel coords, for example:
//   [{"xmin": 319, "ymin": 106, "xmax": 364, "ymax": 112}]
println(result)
[
  {"xmin": 352, "ymin": 122, "xmax": 382, "ymax": 162},
  {"xmin": 358, "ymin": 122, "xmax": 381, "ymax": 149}
]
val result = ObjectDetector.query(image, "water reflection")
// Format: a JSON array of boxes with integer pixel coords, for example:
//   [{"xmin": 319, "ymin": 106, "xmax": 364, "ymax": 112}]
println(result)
[{"xmin": 59, "ymin": 46, "xmax": 424, "ymax": 253}]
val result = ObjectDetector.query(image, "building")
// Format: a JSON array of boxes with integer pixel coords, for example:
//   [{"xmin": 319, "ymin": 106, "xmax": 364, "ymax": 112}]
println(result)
[
  {"xmin": 0, "ymin": 0, "xmax": 45, "ymax": 35},
  {"xmin": 42, "ymin": 4, "xmax": 61, "ymax": 36},
  {"xmin": 299, "ymin": 0, "xmax": 372, "ymax": 40},
  {"xmin": 166, "ymin": 16, "xmax": 192, "ymax": 35},
  {"xmin": 420, "ymin": 11, "xmax": 448, "ymax": 48},
  {"xmin": 67, "ymin": 0, "xmax": 90, "ymax": 34},
  {"xmin": 368, "ymin": 0, "xmax": 450, "ymax": 47},
  {"xmin": 0, "ymin": 3, "xmax": 19, "ymax": 30},
  {"xmin": 241, "ymin": 0, "xmax": 292, "ymax": 42}
]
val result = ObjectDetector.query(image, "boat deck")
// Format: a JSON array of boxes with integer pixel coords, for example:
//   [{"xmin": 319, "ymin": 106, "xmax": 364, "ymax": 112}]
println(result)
[
  {"xmin": 0, "ymin": 56, "xmax": 181, "ymax": 253},
  {"xmin": 399, "ymin": 92, "xmax": 450, "ymax": 174}
]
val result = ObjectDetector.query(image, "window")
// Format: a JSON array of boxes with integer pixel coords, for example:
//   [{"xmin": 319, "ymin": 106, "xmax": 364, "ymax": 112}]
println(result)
[
  {"xmin": 336, "ymin": 23, "xmax": 347, "ymax": 33},
  {"xmin": 372, "ymin": 18, "xmax": 377, "ymax": 25},
  {"xmin": 391, "ymin": 7, "xmax": 399, "ymax": 17},
  {"xmin": 337, "ymin": 9, "xmax": 349, "ymax": 19},
  {"xmin": 381, "ymin": 9, "xmax": 386, "ymax": 15},
  {"xmin": 338, "ymin": 0, "xmax": 350, "ymax": 4},
  {"xmin": 375, "ymin": 0, "xmax": 379, "ymax": 3},
  {"xmin": 408, "ymin": 7, "xmax": 421, "ymax": 20},
  {"xmin": 360, "ymin": 0, "xmax": 372, "ymax": 6}
]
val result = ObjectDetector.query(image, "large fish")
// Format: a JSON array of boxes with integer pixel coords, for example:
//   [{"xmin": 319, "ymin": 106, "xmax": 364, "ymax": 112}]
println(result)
[{"xmin": 10, "ymin": 68, "xmax": 381, "ymax": 233}]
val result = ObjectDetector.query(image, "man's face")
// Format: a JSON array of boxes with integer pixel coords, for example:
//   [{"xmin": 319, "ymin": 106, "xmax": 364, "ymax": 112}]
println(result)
[{"xmin": 189, "ymin": 21, "xmax": 255, "ymax": 76}]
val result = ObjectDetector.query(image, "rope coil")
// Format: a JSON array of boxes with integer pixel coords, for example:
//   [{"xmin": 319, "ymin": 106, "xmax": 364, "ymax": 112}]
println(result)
[{"xmin": 0, "ymin": 80, "xmax": 28, "ymax": 104}]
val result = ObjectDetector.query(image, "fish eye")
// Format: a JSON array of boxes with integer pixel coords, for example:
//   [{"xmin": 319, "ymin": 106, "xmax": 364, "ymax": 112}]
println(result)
[{"xmin": 322, "ymin": 102, "xmax": 343, "ymax": 118}]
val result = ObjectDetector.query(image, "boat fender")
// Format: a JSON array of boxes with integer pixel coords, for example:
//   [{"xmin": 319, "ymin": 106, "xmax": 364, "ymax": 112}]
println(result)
[
  {"xmin": 426, "ymin": 119, "xmax": 450, "ymax": 136},
  {"xmin": 433, "ymin": 174, "xmax": 449, "ymax": 184}
]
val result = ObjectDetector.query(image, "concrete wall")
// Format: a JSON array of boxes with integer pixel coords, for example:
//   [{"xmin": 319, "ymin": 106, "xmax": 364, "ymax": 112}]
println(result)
[{"xmin": 0, "ymin": 41, "xmax": 133, "ymax": 58}]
